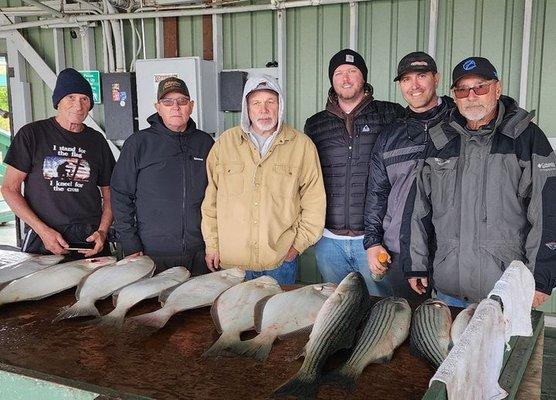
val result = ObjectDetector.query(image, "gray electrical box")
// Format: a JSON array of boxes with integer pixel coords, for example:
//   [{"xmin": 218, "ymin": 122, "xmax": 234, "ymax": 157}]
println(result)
[
  {"xmin": 101, "ymin": 72, "xmax": 138, "ymax": 141},
  {"xmin": 220, "ymin": 71, "xmax": 248, "ymax": 112}
]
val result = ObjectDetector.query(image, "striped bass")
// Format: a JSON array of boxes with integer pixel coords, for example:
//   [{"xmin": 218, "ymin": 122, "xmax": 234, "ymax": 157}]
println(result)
[
  {"xmin": 53, "ymin": 256, "xmax": 155, "ymax": 322},
  {"xmin": 274, "ymin": 272, "xmax": 369, "ymax": 399},
  {"xmin": 410, "ymin": 298, "xmax": 452, "ymax": 368},
  {"xmin": 96, "ymin": 266, "xmax": 191, "ymax": 328},
  {"xmin": 203, "ymin": 276, "xmax": 283, "ymax": 358},
  {"xmin": 450, "ymin": 303, "xmax": 477, "ymax": 346},
  {"xmin": 228, "ymin": 283, "xmax": 337, "ymax": 361},
  {"xmin": 0, "ymin": 256, "xmax": 116, "ymax": 306},
  {"xmin": 128, "ymin": 268, "xmax": 245, "ymax": 330},
  {"xmin": 0, "ymin": 255, "xmax": 64, "ymax": 284},
  {"xmin": 327, "ymin": 297, "xmax": 411, "ymax": 391}
]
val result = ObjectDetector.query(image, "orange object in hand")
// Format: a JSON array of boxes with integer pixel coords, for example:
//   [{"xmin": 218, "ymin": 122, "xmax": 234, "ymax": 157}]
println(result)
[{"xmin": 372, "ymin": 251, "xmax": 390, "ymax": 282}]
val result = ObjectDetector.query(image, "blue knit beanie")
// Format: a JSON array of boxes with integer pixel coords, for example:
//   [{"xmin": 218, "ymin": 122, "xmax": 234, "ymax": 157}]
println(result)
[{"xmin": 52, "ymin": 68, "xmax": 94, "ymax": 110}]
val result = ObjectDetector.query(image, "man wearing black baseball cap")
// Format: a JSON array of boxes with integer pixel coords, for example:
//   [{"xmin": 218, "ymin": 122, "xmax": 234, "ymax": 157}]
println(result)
[
  {"xmin": 111, "ymin": 76, "xmax": 214, "ymax": 275},
  {"xmin": 403, "ymin": 56, "xmax": 556, "ymax": 308},
  {"xmin": 304, "ymin": 49, "xmax": 404, "ymax": 296},
  {"xmin": 2, "ymin": 68, "xmax": 115, "ymax": 259},
  {"xmin": 364, "ymin": 51, "xmax": 454, "ymax": 301}
]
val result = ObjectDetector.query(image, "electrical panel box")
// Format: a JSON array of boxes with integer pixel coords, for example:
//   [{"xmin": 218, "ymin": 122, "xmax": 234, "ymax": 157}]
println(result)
[
  {"xmin": 101, "ymin": 72, "xmax": 138, "ymax": 141},
  {"xmin": 220, "ymin": 71, "xmax": 248, "ymax": 112},
  {"xmin": 135, "ymin": 57, "xmax": 217, "ymax": 134}
]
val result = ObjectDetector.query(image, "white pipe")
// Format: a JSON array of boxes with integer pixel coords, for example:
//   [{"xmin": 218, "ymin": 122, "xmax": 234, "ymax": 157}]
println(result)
[
  {"xmin": 0, "ymin": 0, "xmax": 365, "ymax": 31},
  {"xmin": 104, "ymin": 0, "xmax": 125, "ymax": 72},
  {"xmin": 20, "ymin": 0, "xmax": 64, "ymax": 17},
  {"xmin": 427, "ymin": 0, "xmax": 438, "ymax": 58},
  {"xmin": 349, "ymin": 2, "xmax": 358, "ymax": 51},
  {"xmin": 101, "ymin": 0, "xmax": 116, "ymax": 72},
  {"xmin": 120, "ymin": 19, "xmax": 126, "ymax": 72},
  {"xmin": 519, "ymin": 0, "xmax": 532, "ymax": 109}
]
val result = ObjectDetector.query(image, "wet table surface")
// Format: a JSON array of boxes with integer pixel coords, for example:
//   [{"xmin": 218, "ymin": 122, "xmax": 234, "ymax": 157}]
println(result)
[{"xmin": 0, "ymin": 289, "xmax": 436, "ymax": 400}]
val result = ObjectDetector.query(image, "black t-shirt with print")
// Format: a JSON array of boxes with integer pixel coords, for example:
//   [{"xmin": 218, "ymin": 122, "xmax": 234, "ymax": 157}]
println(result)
[{"xmin": 4, "ymin": 117, "xmax": 116, "ymax": 228}]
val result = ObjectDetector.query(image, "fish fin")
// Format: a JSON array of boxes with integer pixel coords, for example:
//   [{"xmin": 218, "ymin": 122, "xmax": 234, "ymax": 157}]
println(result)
[
  {"xmin": 158, "ymin": 286, "xmax": 178, "ymax": 305},
  {"xmin": 112, "ymin": 292, "xmax": 119, "ymax": 308},
  {"xmin": 226, "ymin": 334, "xmax": 275, "ymax": 361},
  {"xmin": 127, "ymin": 308, "xmax": 174, "ymax": 330},
  {"xmin": 52, "ymin": 300, "xmax": 100, "ymax": 322},
  {"xmin": 92, "ymin": 310, "xmax": 125, "ymax": 329},
  {"xmin": 253, "ymin": 295, "xmax": 273, "ymax": 332},
  {"xmin": 202, "ymin": 332, "xmax": 239, "ymax": 359},
  {"xmin": 210, "ymin": 293, "xmax": 224, "ymax": 334},
  {"xmin": 273, "ymin": 372, "xmax": 319, "ymax": 399},
  {"xmin": 324, "ymin": 366, "xmax": 358, "ymax": 392}
]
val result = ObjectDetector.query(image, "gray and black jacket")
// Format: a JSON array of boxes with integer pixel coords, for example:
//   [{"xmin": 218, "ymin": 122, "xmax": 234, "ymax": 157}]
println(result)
[
  {"xmin": 363, "ymin": 96, "xmax": 454, "ymax": 253},
  {"xmin": 402, "ymin": 95, "xmax": 556, "ymax": 302}
]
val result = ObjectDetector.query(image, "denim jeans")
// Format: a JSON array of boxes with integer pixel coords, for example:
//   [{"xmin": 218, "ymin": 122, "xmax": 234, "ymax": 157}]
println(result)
[
  {"xmin": 435, "ymin": 290, "xmax": 471, "ymax": 308},
  {"xmin": 245, "ymin": 258, "xmax": 298, "ymax": 285},
  {"xmin": 314, "ymin": 236, "xmax": 393, "ymax": 297}
]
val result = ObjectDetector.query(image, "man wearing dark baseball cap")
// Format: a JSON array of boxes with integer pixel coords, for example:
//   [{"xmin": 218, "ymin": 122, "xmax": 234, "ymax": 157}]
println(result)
[
  {"xmin": 111, "ymin": 75, "xmax": 214, "ymax": 275},
  {"xmin": 2, "ymin": 67, "xmax": 115, "ymax": 259},
  {"xmin": 403, "ymin": 55, "xmax": 556, "ymax": 309},
  {"xmin": 304, "ymin": 48, "xmax": 404, "ymax": 296},
  {"xmin": 364, "ymin": 51, "xmax": 454, "ymax": 301}
]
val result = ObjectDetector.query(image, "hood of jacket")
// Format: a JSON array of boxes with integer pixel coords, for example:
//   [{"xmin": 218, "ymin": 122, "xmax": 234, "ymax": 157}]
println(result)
[{"xmin": 240, "ymin": 74, "xmax": 285, "ymax": 135}]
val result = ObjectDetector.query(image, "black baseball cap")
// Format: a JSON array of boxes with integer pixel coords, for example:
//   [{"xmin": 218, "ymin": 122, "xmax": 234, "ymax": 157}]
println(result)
[
  {"xmin": 393, "ymin": 51, "xmax": 437, "ymax": 82},
  {"xmin": 157, "ymin": 77, "xmax": 190, "ymax": 100},
  {"xmin": 451, "ymin": 57, "xmax": 498, "ymax": 88}
]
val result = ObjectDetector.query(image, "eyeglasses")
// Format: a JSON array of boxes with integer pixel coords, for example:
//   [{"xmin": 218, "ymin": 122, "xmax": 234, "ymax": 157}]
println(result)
[
  {"xmin": 158, "ymin": 97, "xmax": 190, "ymax": 107},
  {"xmin": 453, "ymin": 81, "xmax": 494, "ymax": 99}
]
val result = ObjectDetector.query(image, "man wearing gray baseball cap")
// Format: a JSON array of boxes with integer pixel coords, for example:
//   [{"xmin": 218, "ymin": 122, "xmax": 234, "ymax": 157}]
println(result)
[{"xmin": 403, "ymin": 56, "xmax": 556, "ymax": 308}]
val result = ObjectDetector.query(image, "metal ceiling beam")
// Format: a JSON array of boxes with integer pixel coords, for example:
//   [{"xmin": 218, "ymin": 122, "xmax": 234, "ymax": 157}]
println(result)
[{"xmin": 19, "ymin": 0, "xmax": 64, "ymax": 17}]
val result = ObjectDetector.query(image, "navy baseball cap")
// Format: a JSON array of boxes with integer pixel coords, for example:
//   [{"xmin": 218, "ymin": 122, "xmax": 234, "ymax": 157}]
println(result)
[{"xmin": 451, "ymin": 57, "xmax": 499, "ymax": 88}]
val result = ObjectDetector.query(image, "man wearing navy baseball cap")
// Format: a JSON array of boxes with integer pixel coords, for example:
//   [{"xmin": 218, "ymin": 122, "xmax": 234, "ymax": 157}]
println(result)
[
  {"xmin": 304, "ymin": 49, "xmax": 405, "ymax": 296},
  {"xmin": 403, "ymin": 56, "xmax": 556, "ymax": 308},
  {"xmin": 2, "ymin": 68, "xmax": 115, "ymax": 259}
]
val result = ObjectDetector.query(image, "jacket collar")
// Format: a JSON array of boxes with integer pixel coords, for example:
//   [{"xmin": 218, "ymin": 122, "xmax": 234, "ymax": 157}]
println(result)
[{"xmin": 238, "ymin": 123, "xmax": 295, "ymax": 145}]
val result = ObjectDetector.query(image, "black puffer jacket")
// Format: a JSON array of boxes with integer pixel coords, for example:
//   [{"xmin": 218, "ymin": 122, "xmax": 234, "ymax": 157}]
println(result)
[
  {"xmin": 364, "ymin": 96, "xmax": 454, "ymax": 252},
  {"xmin": 111, "ymin": 114, "xmax": 214, "ymax": 266},
  {"xmin": 305, "ymin": 87, "xmax": 404, "ymax": 232}
]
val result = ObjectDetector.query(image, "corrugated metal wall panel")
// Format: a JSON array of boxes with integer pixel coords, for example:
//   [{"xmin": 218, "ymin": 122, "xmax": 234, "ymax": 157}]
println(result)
[
  {"xmin": 435, "ymin": 0, "xmax": 524, "ymax": 102},
  {"xmin": 178, "ymin": 16, "xmax": 204, "ymax": 57}
]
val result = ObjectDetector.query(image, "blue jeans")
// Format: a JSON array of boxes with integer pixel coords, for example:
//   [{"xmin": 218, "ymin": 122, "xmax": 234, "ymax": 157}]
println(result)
[
  {"xmin": 435, "ymin": 291, "xmax": 471, "ymax": 308},
  {"xmin": 314, "ymin": 236, "xmax": 393, "ymax": 297},
  {"xmin": 245, "ymin": 258, "xmax": 298, "ymax": 285}
]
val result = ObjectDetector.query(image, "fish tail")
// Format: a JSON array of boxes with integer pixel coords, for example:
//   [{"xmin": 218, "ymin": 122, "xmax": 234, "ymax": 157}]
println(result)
[
  {"xmin": 227, "ymin": 334, "xmax": 274, "ymax": 361},
  {"xmin": 202, "ymin": 333, "xmax": 238, "ymax": 359},
  {"xmin": 52, "ymin": 300, "xmax": 100, "ymax": 323},
  {"xmin": 93, "ymin": 310, "xmax": 125, "ymax": 329},
  {"xmin": 273, "ymin": 371, "xmax": 318, "ymax": 399},
  {"xmin": 127, "ymin": 308, "xmax": 174, "ymax": 330},
  {"xmin": 324, "ymin": 364, "xmax": 359, "ymax": 392}
]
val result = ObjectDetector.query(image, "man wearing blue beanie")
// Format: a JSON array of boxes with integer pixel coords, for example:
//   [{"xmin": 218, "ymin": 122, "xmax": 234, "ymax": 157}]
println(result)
[{"xmin": 2, "ymin": 68, "xmax": 115, "ymax": 259}]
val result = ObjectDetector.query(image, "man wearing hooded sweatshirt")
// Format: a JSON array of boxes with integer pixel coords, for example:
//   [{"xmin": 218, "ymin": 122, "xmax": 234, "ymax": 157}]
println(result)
[
  {"xmin": 305, "ymin": 49, "xmax": 404, "ymax": 295},
  {"xmin": 111, "ymin": 77, "xmax": 214, "ymax": 274},
  {"xmin": 364, "ymin": 52, "xmax": 454, "ymax": 300},
  {"xmin": 201, "ymin": 75, "xmax": 325, "ymax": 284},
  {"xmin": 403, "ymin": 57, "xmax": 556, "ymax": 308}
]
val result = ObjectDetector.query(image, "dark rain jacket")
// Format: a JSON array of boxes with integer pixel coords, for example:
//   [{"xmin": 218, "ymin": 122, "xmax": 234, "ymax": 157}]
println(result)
[
  {"xmin": 111, "ymin": 114, "xmax": 214, "ymax": 267},
  {"xmin": 402, "ymin": 96, "xmax": 556, "ymax": 302},
  {"xmin": 363, "ymin": 96, "xmax": 455, "ymax": 253},
  {"xmin": 304, "ymin": 85, "xmax": 404, "ymax": 233}
]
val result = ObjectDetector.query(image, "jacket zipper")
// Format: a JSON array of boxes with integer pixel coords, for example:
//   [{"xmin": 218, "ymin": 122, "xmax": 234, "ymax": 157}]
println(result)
[
  {"xmin": 345, "ymin": 135, "xmax": 353, "ymax": 228},
  {"xmin": 181, "ymin": 135, "xmax": 187, "ymax": 255}
]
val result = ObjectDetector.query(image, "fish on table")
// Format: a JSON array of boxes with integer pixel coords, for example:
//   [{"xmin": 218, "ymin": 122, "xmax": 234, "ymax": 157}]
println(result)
[
  {"xmin": 410, "ymin": 298, "xmax": 452, "ymax": 369},
  {"xmin": 203, "ymin": 275, "xmax": 283, "ymax": 358},
  {"xmin": 128, "ymin": 268, "xmax": 245, "ymax": 330},
  {"xmin": 274, "ymin": 272, "xmax": 370, "ymax": 399},
  {"xmin": 96, "ymin": 266, "xmax": 192, "ymax": 328},
  {"xmin": 450, "ymin": 303, "xmax": 478, "ymax": 346},
  {"xmin": 228, "ymin": 283, "xmax": 337, "ymax": 361},
  {"xmin": 53, "ymin": 255, "xmax": 155, "ymax": 322},
  {"xmin": 0, "ymin": 254, "xmax": 64, "ymax": 284},
  {"xmin": 326, "ymin": 297, "xmax": 412, "ymax": 391},
  {"xmin": 0, "ymin": 256, "xmax": 116, "ymax": 307}
]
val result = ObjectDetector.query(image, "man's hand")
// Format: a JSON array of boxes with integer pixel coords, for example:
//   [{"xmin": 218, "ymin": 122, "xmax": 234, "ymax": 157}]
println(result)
[
  {"xmin": 81, "ymin": 230, "xmax": 107, "ymax": 257},
  {"xmin": 284, "ymin": 246, "xmax": 299, "ymax": 263},
  {"xmin": 532, "ymin": 290, "xmax": 550, "ymax": 308},
  {"xmin": 205, "ymin": 252, "xmax": 221, "ymax": 272},
  {"xmin": 366, "ymin": 245, "xmax": 390, "ymax": 276},
  {"xmin": 125, "ymin": 251, "xmax": 144, "ymax": 259},
  {"xmin": 409, "ymin": 277, "xmax": 428, "ymax": 295},
  {"xmin": 37, "ymin": 226, "xmax": 69, "ymax": 255}
]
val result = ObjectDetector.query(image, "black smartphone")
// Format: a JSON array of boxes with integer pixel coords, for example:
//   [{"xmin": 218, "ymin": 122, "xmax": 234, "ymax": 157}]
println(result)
[{"xmin": 67, "ymin": 242, "xmax": 95, "ymax": 251}]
